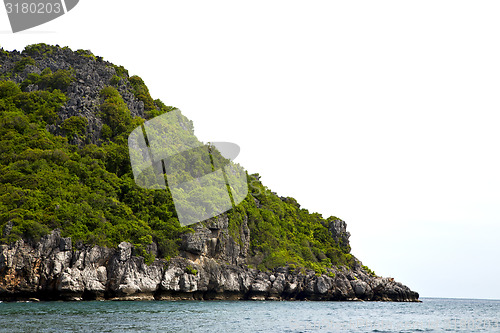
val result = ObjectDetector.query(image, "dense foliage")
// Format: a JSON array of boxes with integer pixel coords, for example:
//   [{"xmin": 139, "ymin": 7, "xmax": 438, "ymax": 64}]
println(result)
[
  {"xmin": 233, "ymin": 177, "xmax": 354, "ymax": 273},
  {"xmin": 0, "ymin": 79, "xmax": 186, "ymax": 260},
  {"xmin": 0, "ymin": 45, "xmax": 355, "ymax": 273},
  {"xmin": 20, "ymin": 67, "xmax": 75, "ymax": 92},
  {"xmin": 128, "ymin": 75, "xmax": 156, "ymax": 114}
]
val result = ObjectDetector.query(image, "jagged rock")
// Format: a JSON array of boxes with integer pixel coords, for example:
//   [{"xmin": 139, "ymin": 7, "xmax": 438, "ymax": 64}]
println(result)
[
  {"xmin": 351, "ymin": 279, "xmax": 373, "ymax": 299},
  {"xmin": 0, "ymin": 228, "xmax": 417, "ymax": 301},
  {"xmin": 0, "ymin": 47, "xmax": 147, "ymax": 146},
  {"xmin": 2, "ymin": 221, "xmax": 13, "ymax": 238},
  {"xmin": 117, "ymin": 242, "xmax": 132, "ymax": 262},
  {"xmin": 328, "ymin": 218, "xmax": 351, "ymax": 252},
  {"xmin": 59, "ymin": 238, "xmax": 72, "ymax": 251},
  {"xmin": 316, "ymin": 276, "xmax": 331, "ymax": 294}
]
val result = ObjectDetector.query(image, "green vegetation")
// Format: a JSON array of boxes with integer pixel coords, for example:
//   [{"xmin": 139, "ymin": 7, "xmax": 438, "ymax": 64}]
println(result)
[
  {"xmin": 110, "ymin": 75, "xmax": 121, "ymax": 86},
  {"xmin": 99, "ymin": 86, "xmax": 132, "ymax": 138},
  {"xmin": 0, "ymin": 46, "xmax": 355, "ymax": 274},
  {"xmin": 112, "ymin": 64, "xmax": 129, "ymax": 78},
  {"xmin": 362, "ymin": 265, "xmax": 376, "ymax": 277},
  {"xmin": 8, "ymin": 87, "xmax": 66, "ymax": 124},
  {"xmin": 242, "ymin": 176, "xmax": 355, "ymax": 273},
  {"xmin": 185, "ymin": 265, "xmax": 198, "ymax": 275},
  {"xmin": 23, "ymin": 43, "xmax": 60, "ymax": 57},
  {"xmin": 20, "ymin": 68, "xmax": 75, "ymax": 92},
  {"xmin": 13, "ymin": 57, "xmax": 35, "ymax": 73},
  {"xmin": 150, "ymin": 98, "xmax": 176, "ymax": 118},
  {"xmin": 76, "ymin": 49, "xmax": 97, "ymax": 61},
  {"xmin": 0, "ymin": 47, "xmax": 9, "ymax": 57},
  {"xmin": 0, "ymin": 80, "xmax": 188, "ymax": 259},
  {"xmin": 61, "ymin": 116, "xmax": 87, "ymax": 138},
  {"xmin": 128, "ymin": 75, "xmax": 156, "ymax": 113}
]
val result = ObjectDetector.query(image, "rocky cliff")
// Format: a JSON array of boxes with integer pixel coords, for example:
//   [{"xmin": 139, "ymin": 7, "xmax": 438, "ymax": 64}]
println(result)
[
  {"xmin": 0, "ymin": 45, "xmax": 146, "ymax": 145},
  {"xmin": 0, "ymin": 216, "xmax": 418, "ymax": 302},
  {"xmin": 0, "ymin": 44, "xmax": 419, "ymax": 302}
]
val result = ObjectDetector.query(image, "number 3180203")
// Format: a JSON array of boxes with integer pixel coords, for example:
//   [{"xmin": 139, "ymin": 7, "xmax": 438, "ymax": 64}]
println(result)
[{"xmin": 5, "ymin": 2, "xmax": 62, "ymax": 14}]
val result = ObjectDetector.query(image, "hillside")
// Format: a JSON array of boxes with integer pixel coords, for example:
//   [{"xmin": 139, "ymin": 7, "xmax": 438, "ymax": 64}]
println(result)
[{"xmin": 0, "ymin": 44, "xmax": 419, "ymax": 301}]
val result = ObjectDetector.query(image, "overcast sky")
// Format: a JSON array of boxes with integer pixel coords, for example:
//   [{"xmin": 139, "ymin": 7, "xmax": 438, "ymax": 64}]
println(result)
[{"xmin": 2, "ymin": 1, "xmax": 499, "ymax": 300}]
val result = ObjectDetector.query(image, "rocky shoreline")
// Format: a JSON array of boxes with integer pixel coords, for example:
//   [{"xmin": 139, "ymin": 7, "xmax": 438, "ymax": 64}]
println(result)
[{"xmin": 0, "ymin": 219, "xmax": 419, "ymax": 302}]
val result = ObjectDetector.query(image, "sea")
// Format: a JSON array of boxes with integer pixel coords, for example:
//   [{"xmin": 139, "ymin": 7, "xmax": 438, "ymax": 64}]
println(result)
[{"xmin": 0, "ymin": 298, "xmax": 499, "ymax": 332}]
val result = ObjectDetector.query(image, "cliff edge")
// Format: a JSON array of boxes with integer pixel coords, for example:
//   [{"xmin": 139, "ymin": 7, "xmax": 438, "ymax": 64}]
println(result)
[{"xmin": 0, "ymin": 222, "xmax": 418, "ymax": 301}]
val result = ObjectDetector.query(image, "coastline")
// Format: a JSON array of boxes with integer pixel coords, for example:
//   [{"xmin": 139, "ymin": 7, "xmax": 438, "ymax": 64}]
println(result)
[{"xmin": 0, "ymin": 229, "xmax": 419, "ymax": 303}]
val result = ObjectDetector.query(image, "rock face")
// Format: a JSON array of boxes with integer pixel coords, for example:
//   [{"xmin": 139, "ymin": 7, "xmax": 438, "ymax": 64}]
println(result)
[
  {"xmin": 0, "ymin": 46, "xmax": 147, "ymax": 146},
  {"xmin": 328, "ymin": 218, "xmax": 351, "ymax": 253},
  {"xmin": 0, "ymin": 218, "xmax": 419, "ymax": 302}
]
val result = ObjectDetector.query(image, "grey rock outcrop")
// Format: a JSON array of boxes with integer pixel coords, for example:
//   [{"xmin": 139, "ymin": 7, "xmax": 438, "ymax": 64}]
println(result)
[
  {"xmin": 0, "ymin": 46, "xmax": 148, "ymax": 145},
  {"xmin": 328, "ymin": 218, "xmax": 351, "ymax": 253},
  {"xmin": 0, "ymin": 227, "xmax": 419, "ymax": 302}
]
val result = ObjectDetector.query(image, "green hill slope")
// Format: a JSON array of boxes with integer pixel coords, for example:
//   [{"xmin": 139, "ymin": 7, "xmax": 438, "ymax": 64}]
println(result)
[{"xmin": 0, "ymin": 44, "xmax": 360, "ymax": 275}]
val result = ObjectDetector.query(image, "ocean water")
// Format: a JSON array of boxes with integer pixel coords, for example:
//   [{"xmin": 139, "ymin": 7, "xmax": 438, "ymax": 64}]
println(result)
[{"xmin": 0, "ymin": 298, "xmax": 499, "ymax": 332}]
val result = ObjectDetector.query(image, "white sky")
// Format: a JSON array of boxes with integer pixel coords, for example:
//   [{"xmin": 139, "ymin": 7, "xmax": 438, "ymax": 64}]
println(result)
[{"xmin": 1, "ymin": 1, "xmax": 499, "ymax": 300}]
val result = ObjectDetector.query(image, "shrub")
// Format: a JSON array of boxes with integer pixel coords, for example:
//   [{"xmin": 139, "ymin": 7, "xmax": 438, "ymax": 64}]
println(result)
[
  {"xmin": 11, "ymin": 219, "xmax": 50, "ymax": 242},
  {"xmin": 128, "ymin": 75, "xmax": 155, "ymax": 111},
  {"xmin": 185, "ymin": 265, "xmax": 198, "ymax": 275},
  {"xmin": 11, "ymin": 89, "xmax": 66, "ymax": 124},
  {"xmin": 20, "ymin": 68, "xmax": 75, "ymax": 92},
  {"xmin": 23, "ymin": 43, "xmax": 58, "ymax": 57},
  {"xmin": 362, "ymin": 265, "xmax": 376, "ymax": 277},
  {"xmin": 146, "ymin": 98, "xmax": 176, "ymax": 118},
  {"xmin": 99, "ymin": 86, "xmax": 132, "ymax": 137},
  {"xmin": 112, "ymin": 65, "xmax": 128, "ymax": 78},
  {"xmin": 101, "ymin": 124, "xmax": 112, "ymax": 140},
  {"xmin": 0, "ymin": 81, "xmax": 21, "ymax": 98},
  {"xmin": 61, "ymin": 116, "xmax": 87, "ymax": 138},
  {"xmin": 110, "ymin": 75, "xmax": 121, "ymax": 86},
  {"xmin": 13, "ymin": 57, "xmax": 35, "ymax": 72},
  {"xmin": 0, "ymin": 111, "xmax": 29, "ymax": 132},
  {"xmin": 45, "ymin": 69, "xmax": 74, "ymax": 91},
  {"xmin": 76, "ymin": 49, "xmax": 97, "ymax": 60}
]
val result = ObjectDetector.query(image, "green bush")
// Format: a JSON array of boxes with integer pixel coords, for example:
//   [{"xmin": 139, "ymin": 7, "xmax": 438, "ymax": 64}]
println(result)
[
  {"xmin": 185, "ymin": 265, "xmax": 198, "ymax": 275},
  {"xmin": 112, "ymin": 65, "xmax": 129, "ymax": 78},
  {"xmin": 13, "ymin": 57, "xmax": 35, "ymax": 73},
  {"xmin": 0, "ymin": 47, "xmax": 9, "ymax": 57},
  {"xmin": 11, "ymin": 89, "xmax": 66, "ymax": 124},
  {"xmin": 362, "ymin": 265, "xmax": 376, "ymax": 277},
  {"xmin": 0, "ymin": 81, "xmax": 21, "ymax": 98},
  {"xmin": 20, "ymin": 68, "xmax": 75, "ymax": 92},
  {"xmin": 128, "ymin": 75, "xmax": 155, "ymax": 111},
  {"xmin": 61, "ymin": 116, "xmax": 87, "ymax": 138},
  {"xmin": 45, "ymin": 69, "xmax": 75, "ymax": 91},
  {"xmin": 23, "ymin": 43, "xmax": 58, "ymax": 57},
  {"xmin": 99, "ymin": 86, "xmax": 132, "ymax": 137},
  {"xmin": 110, "ymin": 75, "xmax": 121, "ymax": 86},
  {"xmin": 101, "ymin": 124, "xmax": 112, "ymax": 140},
  {"xmin": 145, "ymin": 98, "xmax": 176, "ymax": 118},
  {"xmin": 76, "ymin": 49, "xmax": 97, "ymax": 60}
]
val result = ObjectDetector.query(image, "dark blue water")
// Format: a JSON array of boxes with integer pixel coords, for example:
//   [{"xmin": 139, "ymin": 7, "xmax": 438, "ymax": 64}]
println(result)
[{"xmin": 0, "ymin": 298, "xmax": 499, "ymax": 332}]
